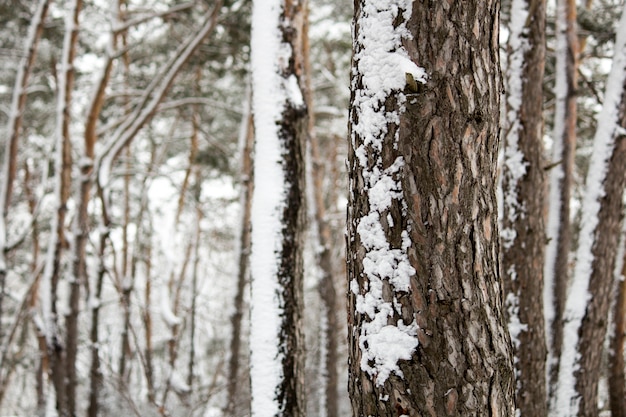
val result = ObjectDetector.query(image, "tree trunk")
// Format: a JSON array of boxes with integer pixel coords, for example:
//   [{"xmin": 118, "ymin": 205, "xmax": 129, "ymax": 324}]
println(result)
[
  {"xmin": 225, "ymin": 93, "xmax": 254, "ymax": 417},
  {"xmin": 249, "ymin": 0, "xmax": 309, "ymax": 414},
  {"xmin": 554, "ymin": 5, "xmax": 626, "ymax": 415},
  {"xmin": 500, "ymin": 0, "xmax": 547, "ymax": 415},
  {"xmin": 544, "ymin": 0, "xmax": 578, "ymax": 394},
  {"xmin": 609, "ymin": 246, "xmax": 626, "ymax": 417},
  {"xmin": 301, "ymin": 7, "xmax": 339, "ymax": 416},
  {"xmin": 0, "ymin": 0, "xmax": 50, "ymax": 348},
  {"xmin": 347, "ymin": 1, "xmax": 515, "ymax": 416}
]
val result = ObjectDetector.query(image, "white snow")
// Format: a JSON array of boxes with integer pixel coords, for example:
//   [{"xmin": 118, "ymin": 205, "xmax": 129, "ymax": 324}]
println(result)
[
  {"xmin": 160, "ymin": 286, "xmax": 182, "ymax": 327},
  {"xmin": 350, "ymin": 0, "xmax": 423, "ymax": 386},
  {"xmin": 501, "ymin": 0, "xmax": 529, "ymax": 251},
  {"xmin": 553, "ymin": 4, "xmax": 626, "ymax": 416},
  {"xmin": 544, "ymin": 0, "xmax": 569, "ymax": 385},
  {"xmin": 249, "ymin": 0, "xmax": 305, "ymax": 413}
]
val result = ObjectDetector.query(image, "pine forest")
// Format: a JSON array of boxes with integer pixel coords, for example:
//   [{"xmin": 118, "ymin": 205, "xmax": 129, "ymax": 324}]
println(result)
[{"xmin": 1, "ymin": 0, "xmax": 626, "ymax": 416}]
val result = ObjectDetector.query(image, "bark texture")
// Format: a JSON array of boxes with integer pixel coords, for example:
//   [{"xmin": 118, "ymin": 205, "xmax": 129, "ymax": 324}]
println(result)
[
  {"xmin": 545, "ymin": 0, "xmax": 578, "ymax": 391},
  {"xmin": 500, "ymin": 0, "xmax": 547, "ymax": 415},
  {"xmin": 609, "ymin": 253, "xmax": 626, "ymax": 417},
  {"xmin": 249, "ymin": 0, "xmax": 308, "ymax": 414},
  {"xmin": 347, "ymin": 1, "xmax": 514, "ymax": 416},
  {"xmin": 573, "ymin": 103, "xmax": 626, "ymax": 417}
]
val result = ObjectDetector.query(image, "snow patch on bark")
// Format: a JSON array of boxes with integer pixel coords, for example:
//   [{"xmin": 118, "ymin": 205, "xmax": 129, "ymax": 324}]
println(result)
[
  {"xmin": 351, "ymin": 0, "xmax": 423, "ymax": 386},
  {"xmin": 501, "ymin": 0, "xmax": 529, "ymax": 250},
  {"xmin": 249, "ymin": 0, "xmax": 304, "ymax": 414}
]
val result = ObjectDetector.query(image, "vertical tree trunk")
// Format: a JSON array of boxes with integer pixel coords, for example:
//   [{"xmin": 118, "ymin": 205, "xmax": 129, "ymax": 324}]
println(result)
[
  {"xmin": 544, "ymin": 0, "xmax": 578, "ymax": 393},
  {"xmin": 0, "ymin": 0, "xmax": 50, "ymax": 347},
  {"xmin": 609, "ymin": 248, "xmax": 626, "ymax": 417},
  {"xmin": 225, "ymin": 93, "xmax": 254, "ymax": 416},
  {"xmin": 554, "ymin": 6, "xmax": 626, "ymax": 415},
  {"xmin": 41, "ymin": 1, "xmax": 82, "ymax": 414},
  {"xmin": 500, "ymin": 0, "xmax": 547, "ymax": 415},
  {"xmin": 62, "ymin": 2, "xmax": 84, "ymax": 415},
  {"xmin": 347, "ymin": 1, "xmax": 514, "ymax": 416},
  {"xmin": 301, "ymin": 6, "xmax": 339, "ymax": 416},
  {"xmin": 249, "ymin": 0, "xmax": 308, "ymax": 414}
]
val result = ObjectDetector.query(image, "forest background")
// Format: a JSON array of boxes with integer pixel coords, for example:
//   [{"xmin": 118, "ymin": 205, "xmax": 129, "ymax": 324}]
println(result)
[{"xmin": 1, "ymin": 0, "xmax": 626, "ymax": 416}]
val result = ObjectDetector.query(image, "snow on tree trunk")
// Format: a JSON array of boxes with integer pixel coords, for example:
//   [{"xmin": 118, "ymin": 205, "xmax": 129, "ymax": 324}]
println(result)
[
  {"xmin": 544, "ymin": 0, "xmax": 578, "ymax": 394},
  {"xmin": 0, "ymin": 0, "xmax": 50, "ymax": 346},
  {"xmin": 347, "ymin": 1, "xmax": 515, "ymax": 415},
  {"xmin": 553, "ymin": 4, "xmax": 626, "ymax": 416},
  {"xmin": 40, "ymin": 1, "xmax": 81, "ymax": 415},
  {"xmin": 500, "ymin": 0, "xmax": 548, "ymax": 415},
  {"xmin": 249, "ymin": 0, "xmax": 308, "ymax": 415}
]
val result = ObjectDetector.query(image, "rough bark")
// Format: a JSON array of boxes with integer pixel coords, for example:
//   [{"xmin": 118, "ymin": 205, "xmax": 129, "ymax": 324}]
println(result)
[
  {"xmin": 249, "ymin": 0, "xmax": 308, "ymax": 414},
  {"xmin": 347, "ymin": 1, "xmax": 514, "ymax": 416},
  {"xmin": 500, "ymin": 0, "xmax": 547, "ymax": 415},
  {"xmin": 573, "ymin": 132, "xmax": 626, "ymax": 417},
  {"xmin": 609, "ymin": 251, "xmax": 626, "ymax": 417},
  {"xmin": 545, "ymin": 0, "xmax": 578, "ymax": 393},
  {"xmin": 575, "ymin": 104, "xmax": 626, "ymax": 417}
]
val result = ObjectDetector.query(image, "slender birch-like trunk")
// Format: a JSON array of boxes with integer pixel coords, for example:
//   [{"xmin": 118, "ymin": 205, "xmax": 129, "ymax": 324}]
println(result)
[
  {"xmin": 500, "ymin": 0, "xmax": 547, "ymax": 415},
  {"xmin": 249, "ymin": 0, "xmax": 308, "ymax": 414},
  {"xmin": 553, "ymin": 5, "xmax": 626, "ymax": 415},
  {"xmin": 347, "ymin": 1, "xmax": 514, "ymax": 415}
]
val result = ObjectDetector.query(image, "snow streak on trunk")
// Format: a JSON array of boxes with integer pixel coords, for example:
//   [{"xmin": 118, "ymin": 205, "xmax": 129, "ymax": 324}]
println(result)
[
  {"xmin": 554, "ymin": 4, "xmax": 626, "ymax": 416},
  {"xmin": 249, "ymin": 0, "xmax": 308, "ymax": 415},
  {"xmin": 41, "ymin": 1, "xmax": 81, "ymax": 415},
  {"xmin": 501, "ymin": 0, "xmax": 547, "ymax": 415},
  {"xmin": 544, "ymin": 0, "xmax": 578, "ymax": 392},
  {"xmin": 348, "ymin": 1, "xmax": 514, "ymax": 415}
]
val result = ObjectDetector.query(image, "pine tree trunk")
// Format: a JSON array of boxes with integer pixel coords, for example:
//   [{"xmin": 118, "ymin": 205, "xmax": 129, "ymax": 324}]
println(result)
[
  {"xmin": 249, "ymin": 0, "xmax": 309, "ymax": 414},
  {"xmin": 226, "ymin": 96, "xmax": 254, "ymax": 417},
  {"xmin": 347, "ymin": 1, "xmax": 514, "ymax": 416},
  {"xmin": 545, "ymin": 0, "xmax": 578, "ymax": 394},
  {"xmin": 554, "ymin": 6, "xmax": 626, "ymax": 415},
  {"xmin": 609, "ymin": 252, "xmax": 626, "ymax": 417},
  {"xmin": 500, "ymin": 0, "xmax": 548, "ymax": 415}
]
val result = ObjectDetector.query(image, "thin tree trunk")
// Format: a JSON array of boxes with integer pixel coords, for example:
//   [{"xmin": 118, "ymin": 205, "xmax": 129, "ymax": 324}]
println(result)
[
  {"xmin": 249, "ymin": 0, "xmax": 309, "ymax": 413},
  {"xmin": 554, "ymin": 6, "xmax": 626, "ymax": 415},
  {"xmin": 0, "ymin": 0, "xmax": 50, "ymax": 346},
  {"xmin": 500, "ymin": 0, "xmax": 547, "ymax": 415},
  {"xmin": 62, "ymin": 2, "xmax": 84, "ymax": 415},
  {"xmin": 87, "ymin": 218, "xmax": 109, "ymax": 417},
  {"xmin": 301, "ymin": 6, "xmax": 339, "ymax": 415},
  {"xmin": 41, "ymin": 1, "xmax": 81, "ymax": 414},
  {"xmin": 544, "ymin": 0, "xmax": 578, "ymax": 395},
  {"xmin": 225, "ymin": 91, "xmax": 254, "ymax": 416},
  {"xmin": 347, "ymin": 1, "xmax": 515, "ymax": 415},
  {"xmin": 187, "ymin": 178, "xmax": 202, "ymax": 389},
  {"xmin": 609, "ymin": 248, "xmax": 626, "ymax": 417}
]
